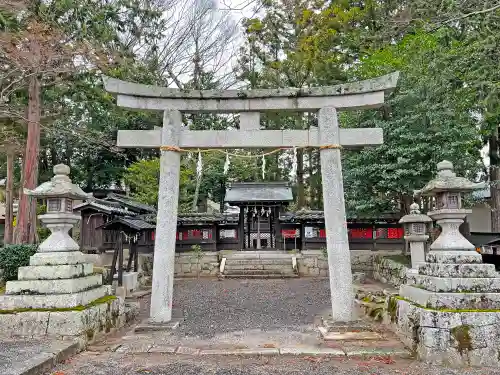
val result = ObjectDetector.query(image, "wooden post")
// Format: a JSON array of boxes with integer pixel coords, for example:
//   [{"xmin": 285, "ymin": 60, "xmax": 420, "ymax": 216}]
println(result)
[
  {"xmin": 247, "ymin": 209, "xmax": 251, "ymax": 249},
  {"xmin": 118, "ymin": 232, "xmax": 123, "ymax": 287},
  {"xmin": 109, "ymin": 240, "xmax": 118, "ymax": 285},
  {"xmin": 300, "ymin": 221, "xmax": 306, "ymax": 251},
  {"xmin": 238, "ymin": 206, "xmax": 244, "ymax": 250}
]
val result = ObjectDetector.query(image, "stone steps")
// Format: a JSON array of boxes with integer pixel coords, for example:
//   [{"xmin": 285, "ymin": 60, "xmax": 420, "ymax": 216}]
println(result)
[
  {"xmin": 224, "ymin": 269, "xmax": 296, "ymax": 276},
  {"xmin": 222, "ymin": 251, "xmax": 297, "ymax": 279},
  {"xmin": 225, "ymin": 259, "xmax": 293, "ymax": 265},
  {"xmin": 224, "ymin": 264, "xmax": 291, "ymax": 271},
  {"xmin": 223, "ymin": 274, "xmax": 300, "ymax": 279}
]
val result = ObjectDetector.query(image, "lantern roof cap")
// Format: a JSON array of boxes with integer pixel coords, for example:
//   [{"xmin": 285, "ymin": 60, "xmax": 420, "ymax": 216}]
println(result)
[
  {"xmin": 415, "ymin": 160, "xmax": 482, "ymax": 196},
  {"xmin": 399, "ymin": 203, "xmax": 432, "ymax": 224},
  {"xmin": 24, "ymin": 164, "xmax": 87, "ymax": 199}
]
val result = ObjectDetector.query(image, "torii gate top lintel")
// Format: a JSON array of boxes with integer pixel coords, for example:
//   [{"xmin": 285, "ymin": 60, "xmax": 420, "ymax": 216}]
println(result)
[{"xmin": 102, "ymin": 72, "xmax": 399, "ymax": 113}]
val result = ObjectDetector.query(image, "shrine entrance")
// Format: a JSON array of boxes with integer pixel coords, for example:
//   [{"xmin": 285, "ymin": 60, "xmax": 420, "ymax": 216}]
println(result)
[
  {"xmin": 103, "ymin": 71, "xmax": 399, "ymax": 325},
  {"xmin": 224, "ymin": 182, "xmax": 293, "ymax": 250}
]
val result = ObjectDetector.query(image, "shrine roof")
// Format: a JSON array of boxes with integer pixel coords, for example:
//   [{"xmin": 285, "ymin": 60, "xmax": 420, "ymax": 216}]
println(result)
[
  {"xmin": 224, "ymin": 182, "xmax": 293, "ymax": 204},
  {"xmin": 103, "ymin": 72, "xmax": 399, "ymax": 100},
  {"xmin": 98, "ymin": 216, "xmax": 156, "ymax": 231},
  {"xmin": 73, "ymin": 199, "xmax": 135, "ymax": 216},
  {"xmin": 279, "ymin": 210, "xmax": 401, "ymax": 222},
  {"xmin": 138, "ymin": 212, "xmax": 239, "ymax": 224}
]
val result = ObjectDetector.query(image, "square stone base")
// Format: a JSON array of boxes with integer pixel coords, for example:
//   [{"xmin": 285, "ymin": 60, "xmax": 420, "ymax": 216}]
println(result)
[
  {"xmin": 395, "ymin": 297, "xmax": 500, "ymax": 366},
  {"xmin": 134, "ymin": 318, "xmax": 182, "ymax": 333},
  {"xmin": 0, "ymin": 296, "xmax": 125, "ymax": 344},
  {"xmin": 113, "ymin": 271, "xmax": 139, "ymax": 297}
]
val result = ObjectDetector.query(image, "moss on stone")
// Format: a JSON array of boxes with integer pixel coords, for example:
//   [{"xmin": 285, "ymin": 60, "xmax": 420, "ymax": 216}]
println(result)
[
  {"xmin": 451, "ymin": 325, "xmax": 472, "ymax": 355},
  {"xmin": 385, "ymin": 254, "xmax": 411, "ymax": 267},
  {"xmin": 0, "ymin": 295, "xmax": 117, "ymax": 314},
  {"xmin": 387, "ymin": 296, "xmax": 398, "ymax": 323},
  {"xmin": 85, "ymin": 327, "xmax": 95, "ymax": 341},
  {"xmin": 395, "ymin": 295, "xmax": 500, "ymax": 313}
]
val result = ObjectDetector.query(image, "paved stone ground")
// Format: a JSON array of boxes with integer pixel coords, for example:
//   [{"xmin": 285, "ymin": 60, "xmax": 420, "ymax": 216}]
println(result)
[
  {"xmin": 96, "ymin": 279, "xmax": 403, "ymax": 351},
  {"xmin": 49, "ymin": 352, "xmax": 500, "ymax": 374},
  {"xmin": 0, "ymin": 339, "xmax": 78, "ymax": 375},
  {"xmin": 46, "ymin": 279, "xmax": 500, "ymax": 374}
]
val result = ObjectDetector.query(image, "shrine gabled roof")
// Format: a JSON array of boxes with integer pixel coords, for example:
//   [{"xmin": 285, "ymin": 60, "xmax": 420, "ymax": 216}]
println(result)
[
  {"xmin": 73, "ymin": 199, "xmax": 135, "ymax": 216},
  {"xmin": 224, "ymin": 182, "xmax": 293, "ymax": 204},
  {"xmin": 97, "ymin": 216, "xmax": 156, "ymax": 231}
]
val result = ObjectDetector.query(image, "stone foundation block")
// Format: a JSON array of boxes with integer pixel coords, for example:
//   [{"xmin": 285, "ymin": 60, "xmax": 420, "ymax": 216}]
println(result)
[
  {"xmin": 17, "ymin": 263, "xmax": 94, "ymax": 280},
  {"xmin": 410, "ymin": 274, "xmax": 500, "ymax": 293},
  {"xmin": 30, "ymin": 251, "xmax": 89, "ymax": 266},
  {"xmin": 426, "ymin": 251, "xmax": 482, "ymax": 264},
  {"xmin": 400, "ymin": 285, "xmax": 500, "ymax": 309},
  {"xmin": 417, "ymin": 263, "xmax": 498, "ymax": 278},
  {"xmin": 395, "ymin": 298, "xmax": 500, "ymax": 367},
  {"xmin": 6, "ymin": 274, "xmax": 102, "ymax": 295},
  {"xmin": 0, "ymin": 285, "xmax": 111, "ymax": 309},
  {"xmin": 0, "ymin": 297, "xmax": 125, "ymax": 342}
]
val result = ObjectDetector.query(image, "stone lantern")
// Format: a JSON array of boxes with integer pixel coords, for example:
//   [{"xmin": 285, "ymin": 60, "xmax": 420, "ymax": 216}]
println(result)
[
  {"xmin": 0, "ymin": 164, "xmax": 124, "ymax": 343},
  {"xmin": 414, "ymin": 160, "xmax": 481, "ymax": 256},
  {"xmin": 399, "ymin": 202, "xmax": 432, "ymax": 270},
  {"xmin": 26, "ymin": 164, "xmax": 87, "ymax": 253},
  {"xmin": 394, "ymin": 161, "xmax": 500, "ymax": 366}
]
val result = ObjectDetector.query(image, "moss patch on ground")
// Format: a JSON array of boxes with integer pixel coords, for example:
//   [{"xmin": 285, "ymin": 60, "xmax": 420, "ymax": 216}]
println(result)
[{"xmin": 0, "ymin": 295, "xmax": 117, "ymax": 314}]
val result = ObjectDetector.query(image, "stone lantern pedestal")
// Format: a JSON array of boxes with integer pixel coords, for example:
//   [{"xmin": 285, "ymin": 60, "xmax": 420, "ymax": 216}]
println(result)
[
  {"xmin": 0, "ymin": 165, "xmax": 125, "ymax": 345},
  {"xmin": 393, "ymin": 161, "xmax": 500, "ymax": 366}
]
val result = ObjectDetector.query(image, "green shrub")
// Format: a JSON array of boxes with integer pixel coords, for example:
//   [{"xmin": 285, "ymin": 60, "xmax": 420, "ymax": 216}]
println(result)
[{"xmin": 0, "ymin": 244, "xmax": 38, "ymax": 281}]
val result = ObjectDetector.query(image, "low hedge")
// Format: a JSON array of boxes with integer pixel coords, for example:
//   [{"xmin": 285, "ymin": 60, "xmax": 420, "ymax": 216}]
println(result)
[{"xmin": 0, "ymin": 244, "xmax": 38, "ymax": 281}]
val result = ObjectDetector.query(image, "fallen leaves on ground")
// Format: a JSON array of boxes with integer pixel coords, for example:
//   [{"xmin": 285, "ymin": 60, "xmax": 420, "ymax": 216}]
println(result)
[
  {"xmin": 371, "ymin": 355, "xmax": 396, "ymax": 364},
  {"xmin": 262, "ymin": 343, "xmax": 277, "ymax": 348},
  {"xmin": 302, "ymin": 356, "xmax": 323, "ymax": 363}
]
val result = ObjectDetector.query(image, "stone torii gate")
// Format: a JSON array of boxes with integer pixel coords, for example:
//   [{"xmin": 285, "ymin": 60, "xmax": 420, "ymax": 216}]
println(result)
[{"xmin": 103, "ymin": 72, "xmax": 399, "ymax": 325}]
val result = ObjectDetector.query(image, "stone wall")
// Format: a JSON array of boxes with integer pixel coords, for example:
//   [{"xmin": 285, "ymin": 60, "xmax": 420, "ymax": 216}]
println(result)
[
  {"xmin": 137, "ymin": 250, "xmax": 405, "ymax": 280},
  {"xmin": 139, "ymin": 252, "xmax": 219, "ymax": 279},
  {"xmin": 372, "ymin": 255, "xmax": 409, "ymax": 287},
  {"xmin": 297, "ymin": 250, "xmax": 379, "ymax": 277}
]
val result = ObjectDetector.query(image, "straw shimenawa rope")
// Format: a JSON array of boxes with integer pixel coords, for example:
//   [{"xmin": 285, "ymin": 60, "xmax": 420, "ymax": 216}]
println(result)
[{"xmin": 158, "ymin": 144, "xmax": 342, "ymax": 157}]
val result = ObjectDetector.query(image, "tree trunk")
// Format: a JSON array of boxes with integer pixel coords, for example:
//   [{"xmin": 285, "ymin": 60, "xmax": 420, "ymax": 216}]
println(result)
[
  {"xmin": 15, "ymin": 75, "xmax": 41, "ymax": 244},
  {"xmin": 192, "ymin": 174, "xmax": 202, "ymax": 212},
  {"xmin": 490, "ymin": 128, "xmax": 500, "ymax": 232},
  {"xmin": 4, "ymin": 149, "xmax": 14, "ymax": 245}
]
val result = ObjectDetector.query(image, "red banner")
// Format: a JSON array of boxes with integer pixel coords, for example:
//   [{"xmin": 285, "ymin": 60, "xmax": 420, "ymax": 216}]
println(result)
[{"xmin": 281, "ymin": 229, "xmax": 298, "ymax": 238}]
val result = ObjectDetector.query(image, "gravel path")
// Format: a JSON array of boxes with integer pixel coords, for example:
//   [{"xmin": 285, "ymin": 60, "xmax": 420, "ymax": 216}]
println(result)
[
  {"xmin": 49, "ymin": 352, "xmax": 500, "ymax": 375},
  {"xmin": 171, "ymin": 278, "xmax": 331, "ymax": 338}
]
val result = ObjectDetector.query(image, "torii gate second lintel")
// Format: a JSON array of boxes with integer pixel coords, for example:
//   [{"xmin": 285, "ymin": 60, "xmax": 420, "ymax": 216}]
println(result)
[{"xmin": 103, "ymin": 72, "xmax": 400, "ymax": 326}]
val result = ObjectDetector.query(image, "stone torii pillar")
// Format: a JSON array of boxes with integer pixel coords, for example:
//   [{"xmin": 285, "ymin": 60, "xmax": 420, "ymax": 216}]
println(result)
[{"xmin": 103, "ymin": 72, "xmax": 399, "ymax": 325}]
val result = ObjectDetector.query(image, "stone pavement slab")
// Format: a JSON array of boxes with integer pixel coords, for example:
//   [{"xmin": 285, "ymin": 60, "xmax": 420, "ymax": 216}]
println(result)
[{"xmin": 0, "ymin": 339, "xmax": 79, "ymax": 375}]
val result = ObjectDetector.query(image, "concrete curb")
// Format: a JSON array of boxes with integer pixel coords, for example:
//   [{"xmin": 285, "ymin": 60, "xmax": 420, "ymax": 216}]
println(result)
[
  {"xmin": 6, "ymin": 341, "xmax": 79, "ymax": 375},
  {"xmin": 112, "ymin": 344, "xmax": 411, "ymax": 359}
]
